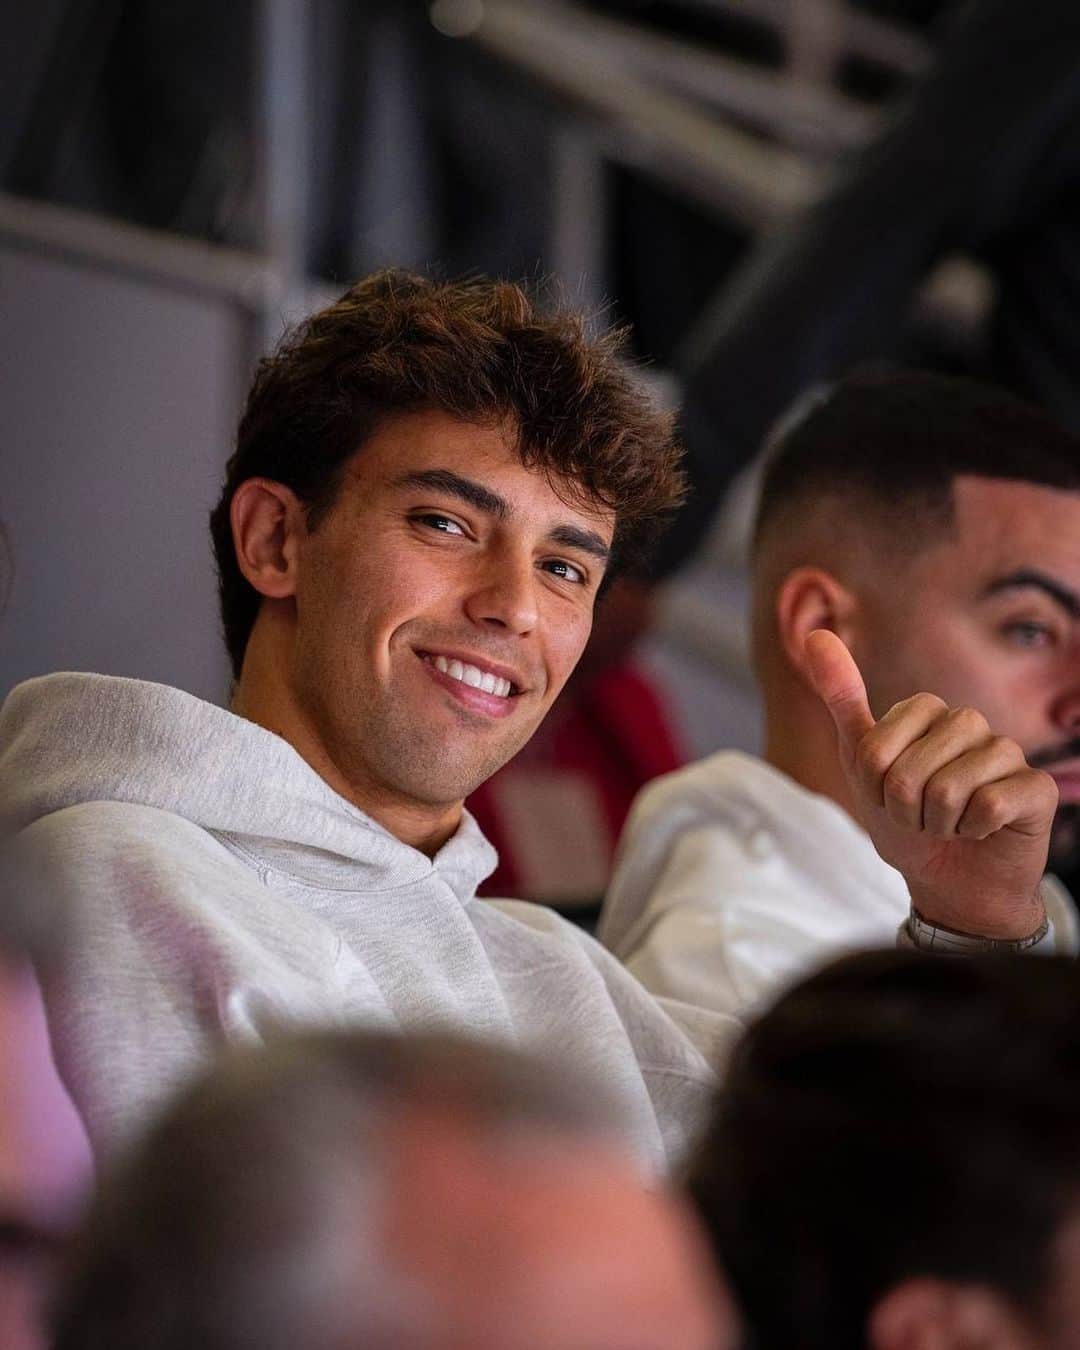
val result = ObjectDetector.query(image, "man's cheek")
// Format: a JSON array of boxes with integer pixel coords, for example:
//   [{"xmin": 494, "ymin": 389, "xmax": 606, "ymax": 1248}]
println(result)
[{"xmin": 548, "ymin": 630, "xmax": 594, "ymax": 700}]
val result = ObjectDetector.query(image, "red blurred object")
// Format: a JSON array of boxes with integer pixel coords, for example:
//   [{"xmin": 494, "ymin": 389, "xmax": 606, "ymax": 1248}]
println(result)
[{"xmin": 470, "ymin": 662, "xmax": 685, "ymax": 903}]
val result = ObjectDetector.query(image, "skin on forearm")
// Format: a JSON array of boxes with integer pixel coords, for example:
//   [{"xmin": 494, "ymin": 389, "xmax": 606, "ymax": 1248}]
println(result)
[{"xmin": 907, "ymin": 880, "xmax": 1046, "ymax": 941}]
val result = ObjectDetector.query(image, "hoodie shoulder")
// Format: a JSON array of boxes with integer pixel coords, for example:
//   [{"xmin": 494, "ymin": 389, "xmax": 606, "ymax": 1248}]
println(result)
[
  {"xmin": 19, "ymin": 798, "xmax": 219, "ymax": 853},
  {"xmin": 13, "ymin": 800, "xmax": 242, "ymax": 916}
]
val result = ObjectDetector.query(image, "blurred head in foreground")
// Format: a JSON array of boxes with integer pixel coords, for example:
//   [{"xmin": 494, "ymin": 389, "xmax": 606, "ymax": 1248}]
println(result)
[
  {"xmin": 53, "ymin": 1029, "xmax": 732, "ymax": 1350},
  {"xmin": 691, "ymin": 949, "xmax": 1080, "ymax": 1350},
  {"xmin": 752, "ymin": 370, "xmax": 1080, "ymax": 873}
]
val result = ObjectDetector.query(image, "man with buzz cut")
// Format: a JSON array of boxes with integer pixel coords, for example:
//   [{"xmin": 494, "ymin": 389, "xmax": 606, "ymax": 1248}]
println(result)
[
  {"xmin": 0, "ymin": 285, "xmax": 1059, "ymax": 1170},
  {"xmin": 601, "ymin": 370, "xmax": 1080, "ymax": 1018}
]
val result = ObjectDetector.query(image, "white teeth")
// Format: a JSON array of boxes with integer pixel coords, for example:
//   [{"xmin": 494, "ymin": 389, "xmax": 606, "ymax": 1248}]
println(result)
[{"xmin": 429, "ymin": 655, "xmax": 513, "ymax": 698}]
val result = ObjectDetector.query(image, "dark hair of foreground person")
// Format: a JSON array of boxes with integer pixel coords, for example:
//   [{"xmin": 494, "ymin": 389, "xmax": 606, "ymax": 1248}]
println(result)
[{"xmin": 690, "ymin": 949, "xmax": 1080, "ymax": 1350}]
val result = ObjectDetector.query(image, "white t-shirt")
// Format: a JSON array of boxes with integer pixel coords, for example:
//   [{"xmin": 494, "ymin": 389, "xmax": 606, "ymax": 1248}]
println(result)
[{"xmin": 599, "ymin": 751, "xmax": 1077, "ymax": 1018}]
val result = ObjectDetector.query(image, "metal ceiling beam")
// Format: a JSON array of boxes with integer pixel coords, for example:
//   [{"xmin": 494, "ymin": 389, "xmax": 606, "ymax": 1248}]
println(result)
[{"xmin": 467, "ymin": 0, "xmax": 825, "ymax": 229}]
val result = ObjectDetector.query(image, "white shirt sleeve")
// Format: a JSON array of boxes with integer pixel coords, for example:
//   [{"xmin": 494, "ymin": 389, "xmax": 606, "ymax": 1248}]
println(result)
[{"xmin": 603, "ymin": 814, "xmax": 909, "ymax": 1019}]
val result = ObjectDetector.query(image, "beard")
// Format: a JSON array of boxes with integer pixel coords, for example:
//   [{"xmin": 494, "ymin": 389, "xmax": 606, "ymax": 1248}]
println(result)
[{"xmin": 1028, "ymin": 737, "xmax": 1080, "ymax": 888}]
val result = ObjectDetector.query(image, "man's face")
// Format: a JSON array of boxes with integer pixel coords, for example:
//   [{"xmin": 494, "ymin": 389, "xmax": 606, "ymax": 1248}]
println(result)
[
  {"xmin": 381, "ymin": 1107, "xmax": 736, "ymax": 1350},
  {"xmin": 852, "ymin": 476, "xmax": 1080, "ymax": 872},
  {"xmin": 287, "ymin": 409, "xmax": 614, "ymax": 818}
]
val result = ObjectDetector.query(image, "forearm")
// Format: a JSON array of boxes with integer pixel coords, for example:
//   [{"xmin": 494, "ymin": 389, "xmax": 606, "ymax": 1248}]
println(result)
[{"xmin": 899, "ymin": 876, "xmax": 1079, "ymax": 957}]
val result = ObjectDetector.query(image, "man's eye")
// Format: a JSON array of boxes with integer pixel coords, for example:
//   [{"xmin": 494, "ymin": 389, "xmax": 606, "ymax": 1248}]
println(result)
[
  {"xmin": 1003, "ymin": 620, "xmax": 1054, "ymax": 648},
  {"xmin": 544, "ymin": 559, "xmax": 585, "ymax": 584},
  {"xmin": 416, "ymin": 514, "xmax": 465, "ymax": 536}
]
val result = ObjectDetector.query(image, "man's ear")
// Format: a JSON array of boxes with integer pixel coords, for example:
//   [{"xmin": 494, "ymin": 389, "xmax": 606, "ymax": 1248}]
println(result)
[
  {"xmin": 775, "ymin": 565, "xmax": 859, "ymax": 688},
  {"xmin": 869, "ymin": 1278, "xmax": 1037, "ymax": 1350},
  {"xmin": 230, "ymin": 478, "xmax": 307, "ymax": 600}
]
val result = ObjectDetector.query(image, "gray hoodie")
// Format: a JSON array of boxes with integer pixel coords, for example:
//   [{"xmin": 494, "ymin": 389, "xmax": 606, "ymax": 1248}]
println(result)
[{"xmin": 0, "ymin": 674, "xmax": 735, "ymax": 1171}]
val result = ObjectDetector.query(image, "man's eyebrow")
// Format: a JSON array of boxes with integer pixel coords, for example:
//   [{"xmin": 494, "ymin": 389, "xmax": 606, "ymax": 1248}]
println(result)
[
  {"xmin": 392, "ymin": 468, "xmax": 509, "ymax": 520},
  {"xmin": 548, "ymin": 523, "xmax": 611, "ymax": 564},
  {"xmin": 393, "ymin": 468, "xmax": 611, "ymax": 563},
  {"xmin": 982, "ymin": 568, "xmax": 1080, "ymax": 619}
]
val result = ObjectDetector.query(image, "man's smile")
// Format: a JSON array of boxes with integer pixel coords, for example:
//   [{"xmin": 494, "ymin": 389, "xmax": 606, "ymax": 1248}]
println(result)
[{"xmin": 417, "ymin": 649, "xmax": 527, "ymax": 718}]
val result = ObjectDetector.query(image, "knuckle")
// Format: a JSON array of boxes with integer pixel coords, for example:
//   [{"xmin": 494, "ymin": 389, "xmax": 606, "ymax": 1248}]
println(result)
[
  {"xmin": 949, "ymin": 705, "xmax": 988, "ymax": 737},
  {"xmin": 973, "ymin": 784, "xmax": 1008, "ymax": 827},
  {"xmin": 924, "ymin": 777, "xmax": 962, "ymax": 817},
  {"xmin": 884, "ymin": 771, "xmax": 919, "ymax": 808},
  {"xmin": 989, "ymin": 734, "xmax": 1023, "ymax": 763},
  {"xmin": 1034, "ymin": 768, "xmax": 1060, "ymax": 802},
  {"xmin": 857, "ymin": 737, "xmax": 894, "ymax": 779}
]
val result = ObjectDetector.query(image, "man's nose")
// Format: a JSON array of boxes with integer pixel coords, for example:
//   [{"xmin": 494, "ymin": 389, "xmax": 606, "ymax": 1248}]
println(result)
[{"xmin": 463, "ymin": 551, "xmax": 540, "ymax": 635}]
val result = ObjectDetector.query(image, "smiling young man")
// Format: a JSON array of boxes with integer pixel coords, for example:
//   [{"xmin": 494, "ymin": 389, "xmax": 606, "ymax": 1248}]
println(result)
[
  {"xmin": 0, "ymin": 295, "xmax": 1060, "ymax": 1168},
  {"xmin": 0, "ymin": 272, "xmax": 730, "ymax": 1167},
  {"xmin": 601, "ymin": 371, "xmax": 1080, "ymax": 1015}
]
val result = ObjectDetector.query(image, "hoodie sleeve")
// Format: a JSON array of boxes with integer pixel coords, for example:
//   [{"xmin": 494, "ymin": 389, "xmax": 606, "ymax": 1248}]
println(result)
[{"xmin": 13, "ymin": 801, "xmax": 339, "ymax": 1161}]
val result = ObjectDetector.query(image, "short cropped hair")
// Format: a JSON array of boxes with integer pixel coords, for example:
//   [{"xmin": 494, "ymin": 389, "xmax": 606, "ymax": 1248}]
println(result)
[
  {"xmin": 210, "ymin": 270, "xmax": 686, "ymax": 676},
  {"xmin": 52, "ymin": 1028, "xmax": 622, "ymax": 1350},
  {"xmin": 689, "ymin": 950, "xmax": 1080, "ymax": 1350},
  {"xmin": 753, "ymin": 369, "xmax": 1080, "ymax": 552}
]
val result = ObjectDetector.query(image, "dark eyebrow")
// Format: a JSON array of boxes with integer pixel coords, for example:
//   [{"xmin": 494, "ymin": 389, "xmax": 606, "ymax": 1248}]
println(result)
[
  {"xmin": 393, "ymin": 468, "xmax": 509, "ymax": 520},
  {"xmin": 982, "ymin": 568, "xmax": 1080, "ymax": 620},
  {"xmin": 548, "ymin": 523, "xmax": 611, "ymax": 564},
  {"xmin": 394, "ymin": 468, "xmax": 611, "ymax": 566}
]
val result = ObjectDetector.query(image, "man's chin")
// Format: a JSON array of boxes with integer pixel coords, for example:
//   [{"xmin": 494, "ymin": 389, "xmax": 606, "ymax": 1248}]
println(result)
[{"xmin": 392, "ymin": 739, "xmax": 536, "ymax": 813}]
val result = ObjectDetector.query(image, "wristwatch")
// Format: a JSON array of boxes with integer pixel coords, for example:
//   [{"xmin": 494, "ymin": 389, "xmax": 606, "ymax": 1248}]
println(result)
[{"xmin": 902, "ymin": 904, "xmax": 1050, "ymax": 955}]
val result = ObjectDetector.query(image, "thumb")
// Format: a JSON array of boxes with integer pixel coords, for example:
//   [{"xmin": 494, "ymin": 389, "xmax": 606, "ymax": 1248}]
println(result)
[{"xmin": 805, "ymin": 629, "xmax": 875, "ymax": 749}]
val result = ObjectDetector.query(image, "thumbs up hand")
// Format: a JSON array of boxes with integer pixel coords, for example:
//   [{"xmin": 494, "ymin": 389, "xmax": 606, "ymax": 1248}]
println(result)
[{"xmin": 805, "ymin": 629, "xmax": 1055, "ymax": 940}]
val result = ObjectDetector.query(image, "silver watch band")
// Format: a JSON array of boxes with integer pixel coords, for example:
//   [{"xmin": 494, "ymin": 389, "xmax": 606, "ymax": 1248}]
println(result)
[{"xmin": 903, "ymin": 905, "xmax": 1050, "ymax": 956}]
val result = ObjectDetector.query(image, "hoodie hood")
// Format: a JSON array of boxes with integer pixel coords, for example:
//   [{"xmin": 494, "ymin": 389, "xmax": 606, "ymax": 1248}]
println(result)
[{"xmin": 0, "ymin": 673, "xmax": 497, "ymax": 902}]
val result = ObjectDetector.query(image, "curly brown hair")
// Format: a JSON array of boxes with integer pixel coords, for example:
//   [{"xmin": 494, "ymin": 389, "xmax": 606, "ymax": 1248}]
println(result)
[{"xmin": 210, "ymin": 269, "xmax": 685, "ymax": 677}]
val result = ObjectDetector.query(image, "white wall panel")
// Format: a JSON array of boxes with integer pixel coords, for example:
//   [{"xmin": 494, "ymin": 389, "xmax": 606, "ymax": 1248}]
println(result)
[{"xmin": 0, "ymin": 247, "xmax": 245, "ymax": 703}]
